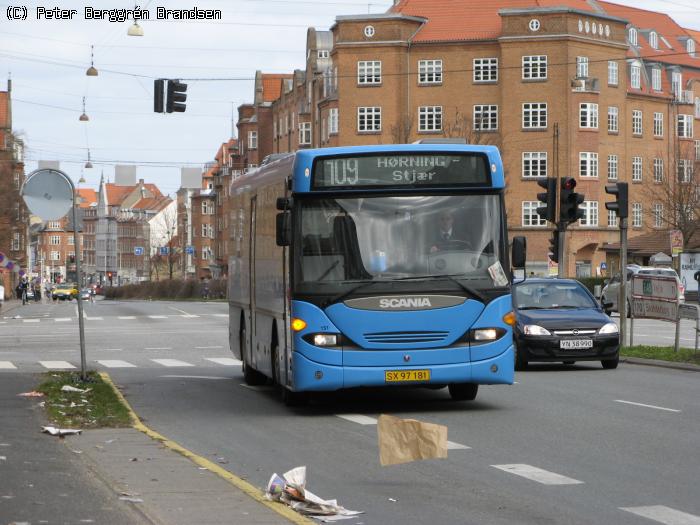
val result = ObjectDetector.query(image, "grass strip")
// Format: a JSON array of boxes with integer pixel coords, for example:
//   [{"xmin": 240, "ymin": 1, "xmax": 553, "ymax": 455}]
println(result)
[
  {"xmin": 37, "ymin": 371, "xmax": 132, "ymax": 429},
  {"xmin": 621, "ymin": 345, "xmax": 700, "ymax": 365}
]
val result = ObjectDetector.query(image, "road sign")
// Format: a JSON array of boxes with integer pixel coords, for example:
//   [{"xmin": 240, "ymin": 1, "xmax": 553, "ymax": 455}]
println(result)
[
  {"xmin": 134, "ymin": 247, "xmax": 144, "ymax": 256},
  {"xmin": 600, "ymin": 262, "xmax": 607, "ymax": 270},
  {"xmin": 186, "ymin": 246, "xmax": 194, "ymax": 255},
  {"xmin": 670, "ymin": 230, "xmax": 683, "ymax": 257},
  {"xmin": 159, "ymin": 246, "xmax": 169, "ymax": 256},
  {"xmin": 631, "ymin": 275, "xmax": 679, "ymax": 322}
]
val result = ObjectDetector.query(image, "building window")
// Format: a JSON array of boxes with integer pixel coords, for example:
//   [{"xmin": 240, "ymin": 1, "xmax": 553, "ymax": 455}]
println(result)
[
  {"xmin": 651, "ymin": 68, "xmax": 662, "ymax": 91},
  {"xmin": 418, "ymin": 106, "xmax": 442, "ymax": 132},
  {"xmin": 522, "ymin": 201, "xmax": 547, "ymax": 227},
  {"xmin": 318, "ymin": 49, "xmax": 329, "ymax": 59},
  {"xmin": 678, "ymin": 159, "xmax": 693, "ymax": 183},
  {"xmin": 579, "ymin": 201, "xmax": 598, "ymax": 227},
  {"xmin": 677, "ymin": 115, "xmax": 694, "ymax": 138},
  {"xmin": 654, "ymin": 158, "xmax": 664, "ymax": 182},
  {"xmin": 631, "ymin": 64, "xmax": 641, "ymax": 89},
  {"xmin": 50, "ymin": 235, "xmax": 61, "ymax": 245},
  {"xmin": 632, "ymin": 202, "xmax": 642, "ymax": 227},
  {"xmin": 672, "ymin": 71, "xmax": 682, "ymax": 99},
  {"xmin": 608, "ymin": 106, "xmax": 619, "ymax": 133},
  {"xmin": 50, "ymin": 251, "xmax": 60, "ymax": 261},
  {"xmin": 299, "ymin": 121, "xmax": 312, "ymax": 143},
  {"xmin": 12, "ymin": 233, "xmax": 21, "ymax": 251},
  {"xmin": 608, "ymin": 209, "xmax": 619, "ymax": 228},
  {"xmin": 473, "ymin": 105, "xmax": 498, "ymax": 131},
  {"xmin": 632, "ymin": 110, "xmax": 643, "ymax": 135},
  {"xmin": 418, "ymin": 59, "xmax": 442, "ymax": 84},
  {"xmin": 247, "ymin": 131, "xmax": 257, "ymax": 150},
  {"xmin": 653, "ymin": 112, "xmax": 664, "ymax": 137},
  {"xmin": 608, "ymin": 155, "xmax": 618, "ymax": 180},
  {"xmin": 689, "ymin": 39, "xmax": 697, "ymax": 57},
  {"xmin": 576, "ymin": 56, "xmax": 589, "ymax": 78},
  {"xmin": 68, "ymin": 236, "xmax": 74, "ymax": 245},
  {"xmin": 608, "ymin": 61, "xmax": 618, "ymax": 85},
  {"xmin": 473, "ymin": 58, "xmax": 498, "ymax": 83},
  {"xmin": 579, "ymin": 103, "xmax": 598, "ymax": 129},
  {"xmin": 695, "ymin": 97, "xmax": 700, "ymax": 118},
  {"xmin": 522, "ymin": 103, "xmax": 547, "ymax": 129},
  {"xmin": 48, "ymin": 221, "xmax": 61, "ymax": 229},
  {"xmin": 522, "ymin": 55, "xmax": 547, "ymax": 80},
  {"xmin": 357, "ymin": 60, "xmax": 381, "ymax": 85},
  {"xmin": 522, "ymin": 152, "xmax": 547, "ymax": 178},
  {"xmin": 629, "ymin": 27, "xmax": 638, "ymax": 46},
  {"xmin": 653, "ymin": 204, "xmax": 664, "ymax": 227},
  {"xmin": 580, "ymin": 152, "xmax": 599, "ymax": 178},
  {"xmin": 329, "ymin": 108, "xmax": 338, "ymax": 135},
  {"xmin": 202, "ymin": 201, "xmax": 214, "ymax": 215},
  {"xmin": 357, "ymin": 107, "xmax": 381, "ymax": 133},
  {"xmin": 695, "ymin": 140, "xmax": 700, "ymax": 161},
  {"xmin": 649, "ymin": 31, "xmax": 658, "ymax": 50},
  {"xmin": 632, "ymin": 156, "xmax": 643, "ymax": 181}
]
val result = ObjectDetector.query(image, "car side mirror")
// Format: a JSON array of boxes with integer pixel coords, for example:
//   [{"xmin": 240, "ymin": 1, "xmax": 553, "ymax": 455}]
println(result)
[
  {"xmin": 603, "ymin": 279, "xmax": 609, "ymax": 286},
  {"xmin": 602, "ymin": 301, "xmax": 614, "ymax": 309},
  {"xmin": 511, "ymin": 236, "xmax": 527, "ymax": 270},
  {"xmin": 276, "ymin": 212, "xmax": 291, "ymax": 246}
]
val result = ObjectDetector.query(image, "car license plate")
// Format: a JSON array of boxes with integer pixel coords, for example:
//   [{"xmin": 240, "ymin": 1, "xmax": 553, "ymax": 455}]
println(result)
[
  {"xmin": 385, "ymin": 369, "xmax": 431, "ymax": 382},
  {"xmin": 560, "ymin": 338, "xmax": 593, "ymax": 350}
]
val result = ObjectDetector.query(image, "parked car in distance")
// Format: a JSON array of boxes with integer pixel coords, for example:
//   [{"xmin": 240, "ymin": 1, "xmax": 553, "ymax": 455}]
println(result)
[
  {"xmin": 600, "ymin": 265, "xmax": 684, "ymax": 316},
  {"xmin": 513, "ymin": 278, "xmax": 620, "ymax": 370},
  {"xmin": 79, "ymin": 288, "xmax": 92, "ymax": 301},
  {"xmin": 52, "ymin": 283, "xmax": 79, "ymax": 301}
]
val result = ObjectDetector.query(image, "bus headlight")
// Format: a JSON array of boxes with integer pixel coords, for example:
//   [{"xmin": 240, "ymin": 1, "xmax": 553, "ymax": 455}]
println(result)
[
  {"xmin": 313, "ymin": 334, "xmax": 338, "ymax": 346},
  {"xmin": 473, "ymin": 328, "xmax": 499, "ymax": 341}
]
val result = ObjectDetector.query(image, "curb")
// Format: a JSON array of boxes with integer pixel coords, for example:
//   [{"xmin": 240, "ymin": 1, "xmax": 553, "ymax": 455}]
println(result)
[
  {"xmin": 622, "ymin": 356, "xmax": 700, "ymax": 372},
  {"xmin": 99, "ymin": 372, "xmax": 314, "ymax": 525}
]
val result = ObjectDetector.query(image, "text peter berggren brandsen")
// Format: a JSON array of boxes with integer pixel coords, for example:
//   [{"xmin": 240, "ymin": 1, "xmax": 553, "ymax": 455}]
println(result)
[{"xmin": 35, "ymin": 6, "xmax": 222, "ymax": 21}]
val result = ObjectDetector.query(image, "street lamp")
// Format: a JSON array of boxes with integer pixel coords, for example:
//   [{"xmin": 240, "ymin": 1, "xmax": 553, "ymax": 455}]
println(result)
[
  {"xmin": 85, "ymin": 45, "xmax": 98, "ymax": 76},
  {"xmin": 79, "ymin": 97, "xmax": 89, "ymax": 122},
  {"xmin": 127, "ymin": 21, "xmax": 144, "ymax": 36}
]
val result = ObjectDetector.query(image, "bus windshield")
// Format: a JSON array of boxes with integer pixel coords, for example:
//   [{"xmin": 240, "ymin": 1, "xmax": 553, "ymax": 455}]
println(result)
[{"xmin": 296, "ymin": 194, "xmax": 504, "ymax": 295}]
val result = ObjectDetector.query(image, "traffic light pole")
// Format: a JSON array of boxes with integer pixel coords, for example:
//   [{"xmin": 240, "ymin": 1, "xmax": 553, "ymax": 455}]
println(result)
[
  {"xmin": 557, "ymin": 225, "xmax": 565, "ymax": 278},
  {"xmin": 619, "ymin": 217, "xmax": 628, "ymax": 347}
]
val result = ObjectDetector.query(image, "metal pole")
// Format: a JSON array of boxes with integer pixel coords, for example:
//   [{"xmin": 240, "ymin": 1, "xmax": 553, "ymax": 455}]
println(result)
[
  {"xmin": 557, "ymin": 225, "xmax": 565, "ymax": 278},
  {"xmin": 71, "ymin": 184, "xmax": 88, "ymax": 381},
  {"xmin": 619, "ymin": 218, "xmax": 628, "ymax": 348},
  {"xmin": 695, "ymin": 305, "xmax": 699, "ymax": 355},
  {"xmin": 674, "ymin": 289, "xmax": 681, "ymax": 353}
]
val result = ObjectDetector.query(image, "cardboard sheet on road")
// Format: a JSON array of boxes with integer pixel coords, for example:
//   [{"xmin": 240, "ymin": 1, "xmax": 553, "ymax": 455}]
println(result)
[{"xmin": 377, "ymin": 414, "xmax": 448, "ymax": 466}]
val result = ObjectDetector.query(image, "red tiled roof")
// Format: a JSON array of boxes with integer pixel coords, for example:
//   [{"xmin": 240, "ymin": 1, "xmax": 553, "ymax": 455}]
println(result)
[
  {"xmin": 77, "ymin": 188, "xmax": 97, "ymax": 208},
  {"xmin": 261, "ymin": 74, "xmax": 293, "ymax": 102},
  {"xmin": 105, "ymin": 184, "xmax": 134, "ymax": 206},
  {"xmin": 131, "ymin": 196, "xmax": 171, "ymax": 211}
]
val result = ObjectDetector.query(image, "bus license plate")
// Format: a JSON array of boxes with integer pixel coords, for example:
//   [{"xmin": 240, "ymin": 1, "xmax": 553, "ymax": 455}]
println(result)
[
  {"xmin": 385, "ymin": 370, "xmax": 431, "ymax": 382},
  {"xmin": 560, "ymin": 338, "xmax": 593, "ymax": 350}
]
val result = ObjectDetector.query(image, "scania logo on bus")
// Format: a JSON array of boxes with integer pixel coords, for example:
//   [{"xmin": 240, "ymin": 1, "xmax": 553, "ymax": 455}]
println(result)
[{"xmin": 344, "ymin": 295, "xmax": 466, "ymax": 311}]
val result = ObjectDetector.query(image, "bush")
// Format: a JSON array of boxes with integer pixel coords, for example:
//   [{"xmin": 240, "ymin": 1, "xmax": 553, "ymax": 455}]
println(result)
[
  {"xmin": 577, "ymin": 277, "xmax": 607, "ymax": 294},
  {"xmin": 104, "ymin": 279, "xmax": 227, "ymax": 300}
]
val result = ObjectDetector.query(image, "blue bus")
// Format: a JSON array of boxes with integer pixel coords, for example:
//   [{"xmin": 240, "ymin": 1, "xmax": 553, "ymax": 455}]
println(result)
[{"xmin": 228, "ymin": 144, "xmax": 526, "ymax": 404}]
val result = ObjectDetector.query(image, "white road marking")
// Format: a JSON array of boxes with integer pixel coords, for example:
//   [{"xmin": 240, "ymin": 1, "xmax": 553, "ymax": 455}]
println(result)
[
  {"xmin": 54, "ymin": 318, "xmax": 72, "ymax": 322},
  {"xmin": 620, "ymin": 506, "xmax": 700, "ymax": 524},
  {"xmin": 336, "ymin": 414, "xmax": 378, "ymax": 425},
  {"xmin": 0, "ymin": 362, "xmax": 17, "ymax": 369},
  {"xmin": 39, "ymin": 361, "xmax": 76, "ymax": 370},
  {"xmin": 118, "ymin": 316, "xmax": 136, "ymax": 320},
  {"xmin": 168, "ymin": 306, "xmax": 191, "ymax": 316},
  {"xmin": 615, "ymin": 400, "xmax": 681, "ymax": 413},
  {"xmin": 180, "ymin": 314, "xmax": 200, "ymax": 318},
  {"xmin": 97, "ymin": 360, "xmax": 136, "ymax": 368},
  {"xmin": 212, "ymin": 314, "xmax": 228, "ymax": 318},
  {"xmin": 161, "ymin": 375, "xmax": 228, "ymax": 380},
  {"xmin": 85, "ymin": 316, "xmax": 103, "ymax": 321},
  {"xmin": 22, "ymin": 319, "xmax": 40, "ymax": 323},
  {"xmin": 197, "ymin": 346, "xmax": 224, "ymax": 349},
  {"xmin": 447, "ymin": 441, "xmax": 471, "ymax": 450},
  {"xmin": 96, "ymin": 349, "xmax": 123, "ymax": 352},
  {"xmin": 205, "ymin": 357, "xmax": 242, "ymax": 366},
  {"xmin": 151, "ymin": 359, "xmax": 194, "ymax": 367},
  {"xmin": 491, "ymin": 464, "xmax": 584, "ymax": 485},
  {"xmin": 145, "ymin": 347, "xmax": 172, "ymax": 350},
  {"xmin": 148, "ymin": 315, "xmax": 168, "ymax": 319}
]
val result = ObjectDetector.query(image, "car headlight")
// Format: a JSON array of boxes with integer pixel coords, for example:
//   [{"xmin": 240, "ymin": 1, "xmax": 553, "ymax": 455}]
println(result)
[
  {"xmin": 523, "ymin": 324, "xmax": 551, "ymax": 336},
  {"xmin": 599, "ymin": 322, "xmax": 619, "ymax": 335}
]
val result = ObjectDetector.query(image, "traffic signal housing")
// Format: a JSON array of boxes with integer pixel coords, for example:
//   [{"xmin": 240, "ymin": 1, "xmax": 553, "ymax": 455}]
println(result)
[
  {"xmin": 605, "ymin": 182, "xmax": 628, "ymax": 219},
  {"xmin": 548, "ymin": 232, "xmax": 560, "ymax": 264},
  {"xmin": 154, "ymin": 79, "xmax": 165, "ymax": 113},
  {"xmin": 536, "ymin": 177, "xmax": 557, "ymax": 223},
  {"xmin": 560, "ymin": 177, "xmax": 585, "ymax": 225},
  {"xmin": 166, "ymin": 79, "xmax": 187, "ymax": 113}
]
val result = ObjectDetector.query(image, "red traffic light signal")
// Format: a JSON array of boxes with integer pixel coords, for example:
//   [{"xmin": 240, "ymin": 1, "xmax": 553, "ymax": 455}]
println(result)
[{"xmin": 561, "ymin": 177, "xmax": 577, "ymax": 191}]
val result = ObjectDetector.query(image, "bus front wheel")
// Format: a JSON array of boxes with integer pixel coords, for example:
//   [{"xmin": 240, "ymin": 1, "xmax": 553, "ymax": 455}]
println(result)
[{"xmin": 448, "ymin": 383, "xmax": 478, "ymax": 401}]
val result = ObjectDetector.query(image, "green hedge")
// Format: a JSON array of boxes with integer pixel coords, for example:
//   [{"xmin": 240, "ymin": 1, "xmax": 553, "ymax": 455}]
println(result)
[
  {"xmin": 104, "ymin": 279, "xmax": 227, "ymax": 300},
  {"xmin": 576, "ymin": 277, "xmax": 607, "ymax": 293}
]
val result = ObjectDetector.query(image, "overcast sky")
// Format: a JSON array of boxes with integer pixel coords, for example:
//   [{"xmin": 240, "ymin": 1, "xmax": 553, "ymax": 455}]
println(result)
[{"xmin": 2, "ymin": 0, "xmax": 698, "ymax": 197}]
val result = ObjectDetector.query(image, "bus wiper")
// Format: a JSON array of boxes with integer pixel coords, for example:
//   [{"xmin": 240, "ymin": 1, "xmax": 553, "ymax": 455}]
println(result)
[
  {"xmin": 391, "ymin": 274, "xmax": 487, "ymax": 303},
  {"xmin": 324, "ymin": 280, "xmax": 383, "ymax": 307}
]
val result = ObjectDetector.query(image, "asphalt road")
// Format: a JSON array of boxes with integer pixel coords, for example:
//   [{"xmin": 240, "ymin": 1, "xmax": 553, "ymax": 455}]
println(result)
[{"xmin": 2, "ymin": 299, "xmax": 699, "ymax": 525}]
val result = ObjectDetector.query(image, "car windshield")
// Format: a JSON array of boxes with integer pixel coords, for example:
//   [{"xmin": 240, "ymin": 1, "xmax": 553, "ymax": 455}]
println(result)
[
  {"xmin": 514, "ymin": 282, "xmax": 597, "ymax": 310},
  {"xmin": 295, "ymin": 194, "xmax": 504, "ymax": 295}
]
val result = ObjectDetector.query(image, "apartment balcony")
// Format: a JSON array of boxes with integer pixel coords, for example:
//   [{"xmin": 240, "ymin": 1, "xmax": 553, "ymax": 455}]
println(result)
[
  {"xmin": 571, "ymin": 77, "xmax": 600, "ymax": 93},
  {"xmin": 675, "ymin": 90, "xmax": 694, "ymax": 105}
]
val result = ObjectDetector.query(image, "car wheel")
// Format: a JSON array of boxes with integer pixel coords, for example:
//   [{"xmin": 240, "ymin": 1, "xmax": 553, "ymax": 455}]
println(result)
[
  {"xmin": 514, "ymin": 348, "xmax": 529, "ymax": 371},
  {"xmin": 601, "ymin": 356, "xmax": 619, "ymax": 369},
  {"xmin": 241, "ymin": 322, "xmax": 266, "ymax": 386},
  {"xmin": 448, "ymin": 383, "xmax": 478, "ymax": 401}
]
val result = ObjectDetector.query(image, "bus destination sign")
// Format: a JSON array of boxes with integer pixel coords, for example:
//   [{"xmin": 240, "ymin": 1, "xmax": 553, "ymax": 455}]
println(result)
[{"xmin": 313, "ymin": 154, "xmax": 490, "ymax": 189}]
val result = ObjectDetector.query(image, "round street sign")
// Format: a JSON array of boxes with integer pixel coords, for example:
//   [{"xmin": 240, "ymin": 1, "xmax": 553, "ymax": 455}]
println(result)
[{"xmin": 20, "ymin": 168, "xmax": 74, "ymax": 220}]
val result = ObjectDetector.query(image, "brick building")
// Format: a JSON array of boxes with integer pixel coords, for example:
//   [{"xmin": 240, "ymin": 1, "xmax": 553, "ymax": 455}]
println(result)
[{"xmin": 235, "ymin": 0, "xmax": 700, "ymax": 277}]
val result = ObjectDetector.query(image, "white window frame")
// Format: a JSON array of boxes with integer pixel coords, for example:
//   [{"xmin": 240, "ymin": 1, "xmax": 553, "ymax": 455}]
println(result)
[
  {"xmin": 629, "ymin": 27, "xmax": 638, "ymax": 46},
  {"xmin": 677, "ymin": 114, "xmax": 694, "ymax": 138},
  {"xmin": 473, "ymin": 58, "xmax": 498, "ymax": 83},
  {"xmin": 579, "ymin": 152, "xmax": 599, "ymax": 178},
  {"xmin": 522, "ymin": 55, "xmax": 547, "ymax": 80},
  {"xmin": 579, "ymin": 103, "xmax": 598, "ymax": 129},
  {"xmin": 473, "ymin": 105, "xmax": 498, "ymax": 131},
  {"xmin": 50, "ymin": 251, "xmax": 60, "ymax": 261},
  {"xmin": 247, "ymin": 130, "xmax": 257, "ymax": 150},
  {"xmin": 695, "ymin": 140, "xmax": 700, "ymax": 161},
  {"xmin": 299, "ymin": 121, "xmax": 312, "ymax": 144},
  {"xmin": 632, "ymin": 202, "xmax": 642, "ymax": 227},
  {"xmin": 653, "ymin": 112, "xmax": 664, "ymax": 137},
  {"xmin": 576, "ymin": 56, "xmax": 589, "ymax": 78},
  {"xmin": 50, "ymin": 235, "xmax": 61, "ymax": 245},
  {"xmin": 672, "ymin": 71, "xmax": 682, "ymax": 99},
  {"xmin": 678, "ymin": 159, "xmax": 693, "ymax": 183},
  {"xmin": 357, "ymin": 60, "xmax": 381, "ymax": 85},
  {"xmin": 329, "ymin": 108, "xmax": 338, "ymax": 135},
  {"xmin": 631, "ymin": 64, "xmax": 641, "ymax": 89},
  {"xmin": 653, "ymin": 158, "xmax": 664, "ymax": 182},
  {"xmin": 608, "ymin": 60, "xmax": 619, "ymax": 86},
  {"xmin": 608, "ymin": 155, "xmax": 618, "ymax": 180},
  {"xmin": 632, "ymin": 156, "xmax": 642, "ymax": 182},
  {"xmin": 418, "ymin": 59, "xmax": 442, "ymax": 84},
  {"xmin": 579, "ymin": 201, "xmax": 599, "ymax": 227},
  {"xmin": 653, "ymin": 203, "xmax": 664, "ymax": 227},
  {"xmin": 522, "ymin": 102, "xmax": 547, "ymax": 129},
  {"xmin": 318, "ymin": 49, "xmax": 329, "ymax": 59},
  {"xmin": 357, "ymin": 107, "xmax": 381, "ymax": 133},
  {"xmin": 695, "ymin": 97, "xmax": 700, "ymax": 119},
  {"xmin": 649, "ymin": 31, "xmax": 658, "ymax": 50},
  {"xmin": 632, "ymin": 110, "xmax": 643, "ymax": 135},
  {"xmin": 418, "ymin": 106, "xmax": 443, "ymax": 132},
  {"xmin": 652, "ymin": 68, "xmax": 662, "ymax": 91},
  {"xmin": 522, "ymin": 201, "xmax": 547, "ymax": 227},
  {"xmin": 689, "ymin": 39, "xmax": 696, "ymax": 57},
  {"xmin": 608, "ymin": 106, "xmax": 619, "ymax": 133},
  {"xmin": 522, "ymin": 152, "xmax": 547, "ymax": 178},
  {"xmin": 608, "ymin": 209, "xmax": 619, "ymax": 228}
]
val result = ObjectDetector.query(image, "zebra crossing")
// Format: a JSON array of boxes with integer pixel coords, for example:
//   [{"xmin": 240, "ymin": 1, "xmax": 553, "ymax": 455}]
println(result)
[{"xmin": 0, "ymin": 356, "xmax": 242, "ymax": 371}]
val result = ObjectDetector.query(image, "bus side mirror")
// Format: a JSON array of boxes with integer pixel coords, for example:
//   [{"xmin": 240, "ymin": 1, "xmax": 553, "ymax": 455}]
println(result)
[
  {"xmin": 512, "ymin": 236, "xmax": 526, "ymax": 269},
  {"xmin": 276, "ymin": 212, "xmax": 291, "ymax": 246}
]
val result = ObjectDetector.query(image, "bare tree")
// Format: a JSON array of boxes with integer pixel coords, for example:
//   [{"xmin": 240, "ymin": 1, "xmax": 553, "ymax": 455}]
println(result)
[
  {"xmin": 390, "ymin": 114, "xmax": 414, "ymax": 144},
  {"xmin": 149, "ymin": 201, "xmax": 180, "ymax": 280},
  {"xmin": 443, "ymin": 109, "xmax": 501, "ymax": 147}
]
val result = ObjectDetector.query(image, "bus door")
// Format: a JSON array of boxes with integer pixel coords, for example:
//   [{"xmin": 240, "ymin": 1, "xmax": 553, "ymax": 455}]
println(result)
[{"xmin": 248, "ymin": 195, "xmax": 257, "ymax": 368}]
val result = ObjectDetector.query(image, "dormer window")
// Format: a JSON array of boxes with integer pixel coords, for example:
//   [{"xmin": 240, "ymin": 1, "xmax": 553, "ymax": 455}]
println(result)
[
  {"xmin": 318, "ymin": 50, "xmax": 329, "ymax": 59},
  {"xmin": 688, "ymin": 39, "xmax": 696, "ymax": 57},
  {"xmin": 649, "ymin": 31, "xmax": 658, "ymax": 50},
  {"xmin": 629, "ymin": 27, "xmax": 638, "ymax": 46}
]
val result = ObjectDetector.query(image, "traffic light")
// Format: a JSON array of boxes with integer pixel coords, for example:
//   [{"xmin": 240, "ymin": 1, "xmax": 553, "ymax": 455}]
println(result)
[
  {"xmin": 548, "ymin": 232, "xmax": 560, "ymax": 264},
  {"xmin": 605, "ymin": 182, "xmax": 628, "ymax": 219},
  {"xmin": 166, "ymin": 79, "xmax": 187, "ymax": 113},
  {"xmin": 536, "ymin": 177, "xmax": 557, "ymax": 223},
  {"xmin": 154, "ymin": 78, "xmax": 165, "ymax": 113},
  {"xmin": 560, "ymin": 177, "xmax": 585, "ymax": 225}
]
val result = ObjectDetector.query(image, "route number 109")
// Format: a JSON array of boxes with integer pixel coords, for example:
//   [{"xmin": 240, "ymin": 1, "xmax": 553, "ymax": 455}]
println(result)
[{"xmin": 325, "ymin": 159, "xmax": 359, "ymax": 185}]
